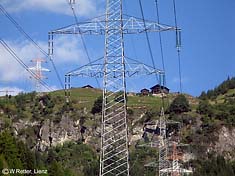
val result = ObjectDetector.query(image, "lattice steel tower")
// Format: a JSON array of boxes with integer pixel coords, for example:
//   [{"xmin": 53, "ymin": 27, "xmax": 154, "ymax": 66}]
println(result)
[
  {"xmin": 29, "ymin": 58, "xmax": 50, "ymax": 92},
  {"xmin": 49, "ymin": 0, "xmax": 178, "ymax": 175},
  {"xmin": 100, "ymin": 1, "xmax": 129, "ymax": 175},
  {"xmin": 159, "ymin": 107, "xmax": 169, "ymax": 176}
]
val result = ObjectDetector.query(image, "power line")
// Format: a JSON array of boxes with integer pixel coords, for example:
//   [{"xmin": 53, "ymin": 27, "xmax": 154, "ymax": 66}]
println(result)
[
  {"xmin": 172, "ymin": 0, "xmax": 183, "ymax": 93},
  {"xmin": 0, "ymin": 4, "xmax": 47, "ymax": 56},
  {"xmin": 66, "ymin": 0, "xmax": 101, "ymax": 88},
  {"xmin": 0, "ymin": 38, "xmax": 53, "ymax": 92},
  {"xmin": 154, "ymin": 0, "xmax": 168, "ymax": 109},
  {"xmin": 138, "ymin": 0, "xmax": 159, "ymax": 82},
  {"xmin": 172, "ymin": 0, "xmax": 179, "ymax": 29},
  {"xmin": 49, "ymin": 54, "xmax": 65, "ymax": 91},
  {"xmin": 0, "ymin": 3, "xmax": 64, "ymax": 90},
  {"xmin": 154, "ymin": 0, "xmax": 166, "ymax": 81},
  {"xmin": 177, "ymin": 51, "xmax": 182, "ymax": 93}
]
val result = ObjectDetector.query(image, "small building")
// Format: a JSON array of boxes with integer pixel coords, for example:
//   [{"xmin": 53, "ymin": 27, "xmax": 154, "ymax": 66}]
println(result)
[
  {"xmin": 150, "ymin": 84, "xmax": 169, "ymax": 95},
  {"xmin": 82, "ymin": 85, "xmax": 94, "ymax": 89},
  {"xmin": 127, "ymin": 92, "xmax": 136, "ymax": 96},
  {"xmin": 140, "ymin": 88, "xmax": 150, "ymax": 96}
]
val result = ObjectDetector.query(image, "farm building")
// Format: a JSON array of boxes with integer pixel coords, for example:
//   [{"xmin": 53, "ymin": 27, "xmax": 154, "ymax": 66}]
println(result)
[
  {"xmin": 140, "ymin": 88, "xmax": 150, "ymax": 96},
  {"xmin": 150, "ymin": 84, "xmax": 169, "ymax": 95}
]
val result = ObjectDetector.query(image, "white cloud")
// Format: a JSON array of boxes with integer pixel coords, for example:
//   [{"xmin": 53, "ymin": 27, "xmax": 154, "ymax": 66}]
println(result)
[
  {"xmin": 0, "ymin": 36, "xmax": 87, "ymax": 82},
  {"xmin": 1, "ymin": 0, "xmax": 104, "ymax": 17},
  {"xmin": 52, "ymin": 36, "xmax": 87, "ymax": 64},
  {"xmin": 0, "ymin": 86, "xmax": 24, "ymax": 96},
  {"xmin": 0, "ymin": 41, "xmax": 29, "ymax": 81}
]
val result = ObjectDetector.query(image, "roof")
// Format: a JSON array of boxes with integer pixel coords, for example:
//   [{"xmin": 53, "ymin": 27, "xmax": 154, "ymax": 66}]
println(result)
[
  {"xmin": 150, "ymin": 84, "xmax": 169, "ymax": 91},
  {"xmin": 81, "ymin": 85, "xmax": 94, "ymax": 88},
  {"xmin": 141, "ymin": 88, "xmax": 149, "ymax": 92}
]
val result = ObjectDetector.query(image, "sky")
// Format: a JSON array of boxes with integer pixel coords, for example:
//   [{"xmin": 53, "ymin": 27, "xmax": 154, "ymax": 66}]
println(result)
[{"xmin": 0, "ymin": 0, "xmax": 235, "ymax": 96}]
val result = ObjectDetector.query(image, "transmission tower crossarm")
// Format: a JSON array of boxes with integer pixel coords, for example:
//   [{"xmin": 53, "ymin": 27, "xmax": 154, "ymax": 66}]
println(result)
[
  {"xmin": 50, "ymin": 15, "xmax": 176, "ymax": 35},
  {"xmin": 65, "ymin": 57, "xmax": 164, "ymax": 78}
]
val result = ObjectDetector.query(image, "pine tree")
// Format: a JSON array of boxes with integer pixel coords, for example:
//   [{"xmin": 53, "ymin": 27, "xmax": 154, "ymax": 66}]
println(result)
[{"xmin": 0, "ymin": 131, "xmax": 23, "ymax": 169}]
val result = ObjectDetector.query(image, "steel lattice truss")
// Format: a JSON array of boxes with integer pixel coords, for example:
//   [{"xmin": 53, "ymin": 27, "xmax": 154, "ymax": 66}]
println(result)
[
  {"xmin": 158, "ymin": 108, "xmax": 169, "ymax": 176},
  {"xmin": 159, "ymin": 142, "xmax": 193, "ymax": 176},
  {"xmin": 29, "ymin": 59, "xmax": 50, "ymax": 92},
  {"xmin": 65, "ymin": 57, "xmax": 164, "ymax": 78},
  {"xmin": 140, "ymin": 109, "xmax": 192, "ymax": 176},
  {"xmin": 98, "ymin": 1, "xmax": 129, "ymax": 175},
  {"xmin": 49, "ymin": 0, "xmax": 178, "ymax": 175},
  {"xmin": 50, "ymin": 15, "xmax": 176, "ymax": 35}
]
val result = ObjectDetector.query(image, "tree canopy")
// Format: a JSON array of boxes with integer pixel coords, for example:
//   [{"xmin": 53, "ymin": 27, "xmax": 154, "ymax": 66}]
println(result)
[
  {"xmin": 91, "ymin": 96, "xmax": 103, "ymax": 114},
  {"xmin": 168, "ymin": 94, "xmax": 190, "ymax": 114},
  {"xmin": 199, "ymin": 77, "xmax": 235, "ymax": 100}
]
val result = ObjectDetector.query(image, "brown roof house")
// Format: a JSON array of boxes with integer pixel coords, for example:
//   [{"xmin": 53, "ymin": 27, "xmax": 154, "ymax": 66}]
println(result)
[
  {"xmin": 140, "ymin": 88, "xmax": 150, "ymax": 96},
  {"xmin": 150, "ymin": 84, "xmax": 169, "ymax": 95}
]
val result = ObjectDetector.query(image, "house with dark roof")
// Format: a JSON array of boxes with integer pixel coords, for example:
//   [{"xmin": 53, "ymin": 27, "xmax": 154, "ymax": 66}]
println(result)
[
  {"xmin": 81, "ymin": 85, "xmax": 94, "ymax": 89},
  {"xmin": 140, "ymin": 88, "xmax": 150, "ymax": 96},
  {"xmin": 150, "ymin": 84, "xmax": 169, "ymax": 95}
]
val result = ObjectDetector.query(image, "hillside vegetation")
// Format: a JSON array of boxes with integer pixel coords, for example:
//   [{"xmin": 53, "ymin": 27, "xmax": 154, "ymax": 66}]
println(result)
[{"xmin": 0, "ymin": 77, "xmax": 235, "ymax": 175}]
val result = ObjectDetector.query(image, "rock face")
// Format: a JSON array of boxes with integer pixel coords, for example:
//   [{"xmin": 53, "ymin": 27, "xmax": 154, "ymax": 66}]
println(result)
[
  {"xmin": 11, "ymin": 116, "xmax": 83, "ymax": 151},
  {"xmin": 38, "ymin": 116, "xmax": 81, "ymax": 151},
  {"xmin": 130, "ymin": 126, "xmax": 143, "ymax": 145},
  {"xmin": 9, "ymin": 115, "xmax": 235, "ymax": 161},
  {"xmin": 9, "ymin": 113, "xmax": 146, "ymax": 152},
  {"xmin": 214, "ymin": 126, "xmax": 235, "ymax": 159}
]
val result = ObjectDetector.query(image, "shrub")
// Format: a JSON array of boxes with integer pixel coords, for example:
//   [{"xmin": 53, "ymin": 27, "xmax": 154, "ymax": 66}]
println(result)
[
  {"xmin": 91, "ymin": 96, "xmax": 103, "ymax": 114},
  {"xmin": 168, "ymin": 94, "xmax": 190, "ymax": 114}
]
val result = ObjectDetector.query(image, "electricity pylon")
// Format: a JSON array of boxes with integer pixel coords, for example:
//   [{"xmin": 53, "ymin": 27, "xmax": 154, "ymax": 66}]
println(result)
[
  {"xmin": 0, "ymin": 90, "xmax": 14, "ymax": 96},
  {"xmin": 160, "ymin": 142, "xmax": 192, "ymax": 176},
  {"xmin": 29, "ymin": 58, "xmax": 50, "ymax": 92},
  {"xmin": 49, "ymin": 1, "xmax": 178, "ymax": 175},
  {"xmin": 159, "ymin": 107, "xmax": 169, "ymax": 176}
]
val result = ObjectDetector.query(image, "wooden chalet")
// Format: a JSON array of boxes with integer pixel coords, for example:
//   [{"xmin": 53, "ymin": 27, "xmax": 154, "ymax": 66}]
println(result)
[
  {"xmin": 150, "ymin": 84, "xmax": 169, "ymax": 94},
  {"xmin": 140, "ymin": 88, "xmax": 150, "ymax": 96}
]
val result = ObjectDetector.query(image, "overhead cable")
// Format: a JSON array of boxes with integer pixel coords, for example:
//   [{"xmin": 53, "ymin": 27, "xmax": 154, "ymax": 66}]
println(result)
[
  {"xmin": 0, "ymin": 4, "xmax": 64, "ymax": 90},
  {"xmin": 0, "ymin": 38, "xmax": 53, "ymax": 92},
  {"xmin": 172, "ymin": 0, "xmax": 183, "ymax": 93},
  {"xmin": 66, "ymin": 0, "xmax": 101, "ymax": 88},
  {"xmin": 154, "ymin": 0, "xmax": 167, "ymax": 109},
  {"xmin": 0, "ymin": 4, "xmax": 47, "ymax": 56},
  {"xmin": 138, "ymin": 0, "xmax": 159, "ymax": 82},
  {"xmin": 154, "ymin": 0, "xmax": 166, "ymax": 83}
]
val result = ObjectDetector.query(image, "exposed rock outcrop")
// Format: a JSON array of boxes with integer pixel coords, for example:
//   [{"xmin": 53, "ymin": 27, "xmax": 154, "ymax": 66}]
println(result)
[
  {"xmin": 11, "ymin": 116, "xmax": 84, "ymax": 151},
  {"xmin": 214, "ymin": 126, "xmax": 235, "ymax": 159}
]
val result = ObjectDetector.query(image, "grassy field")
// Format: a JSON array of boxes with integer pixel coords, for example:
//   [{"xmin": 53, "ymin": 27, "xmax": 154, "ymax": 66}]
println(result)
[
  {"xmin": 51, "ymin": 88, "xmax": 173, "ymax": 112},
  {"xmin": 51, "ymin": 88, "xmax": 102, "ymax": 110},
  {"xmin": 128, "ymin": 95, "xmax": 162, "ymax": 110},
  {"xmin": 0, "ymin": 88, "xmax": 197, "ymax": 114}
]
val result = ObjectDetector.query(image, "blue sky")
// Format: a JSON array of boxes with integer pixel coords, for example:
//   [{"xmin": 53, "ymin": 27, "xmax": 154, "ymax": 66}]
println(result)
[{"xmin": 0, "ymin": 0, "xmax": 235, "ymax": 96}]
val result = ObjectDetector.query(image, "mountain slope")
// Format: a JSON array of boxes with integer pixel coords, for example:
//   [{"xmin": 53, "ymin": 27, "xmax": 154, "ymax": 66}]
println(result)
[{"xmin": 0, "ymin": 78, "xmax": 235, "ymax": 175}]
